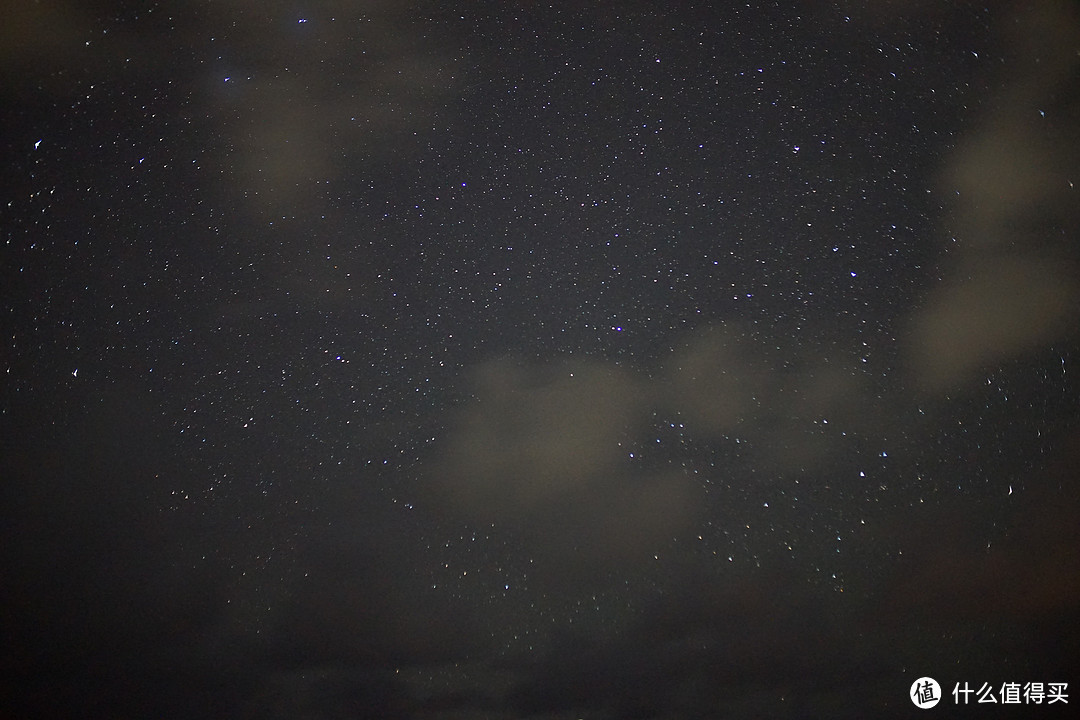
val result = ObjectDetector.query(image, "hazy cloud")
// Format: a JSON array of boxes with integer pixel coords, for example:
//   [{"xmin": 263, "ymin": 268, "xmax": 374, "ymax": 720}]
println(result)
[
  {"xmin": 906, "ymin": 0, "xmax": 1080, "ymax": 391},
  {"xmin": 432, "ymin": 356, "xmax": 705, "ymax": 567}
]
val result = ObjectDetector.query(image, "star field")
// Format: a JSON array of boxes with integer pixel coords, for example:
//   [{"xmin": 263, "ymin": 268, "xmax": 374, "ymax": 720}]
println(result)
[{"xmin": 3, "ymin": 2, "xmax": 1079, "ymax": 718}]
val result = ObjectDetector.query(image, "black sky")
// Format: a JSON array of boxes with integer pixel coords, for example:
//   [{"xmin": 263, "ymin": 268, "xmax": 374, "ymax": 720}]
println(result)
[{"xmin": 3, "ymin": 1, "xmax": 1079, "ymax": 718}]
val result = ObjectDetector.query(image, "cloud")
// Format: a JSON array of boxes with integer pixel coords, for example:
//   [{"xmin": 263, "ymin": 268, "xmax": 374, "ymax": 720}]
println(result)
[
  {"xmin": 428, "ymin": 324, "xmax": 889, "ymax": 572},
  {"xmin": 657, "ymin": 324, "xmax": 762, "ymax": 434},
  {"xmin": 431, "ymin": 356, "xmax": 704, "ymax": 569},
  {"xmin": 905, "ymin": 0, "xmax": 1080, "ymax": 391},
  {"xmin": 907, "ymin": 257, "xmax": 1079, "ymax": 391},
  {"xmin": 194, "ymin": 1, "xmax": 464, "ymax": 220}
]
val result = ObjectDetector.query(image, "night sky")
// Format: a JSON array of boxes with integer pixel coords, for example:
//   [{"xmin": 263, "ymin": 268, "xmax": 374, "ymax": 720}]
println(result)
[{"xmin": 3, "ymin": 2, "xmax": 1080, "ymax": 718}]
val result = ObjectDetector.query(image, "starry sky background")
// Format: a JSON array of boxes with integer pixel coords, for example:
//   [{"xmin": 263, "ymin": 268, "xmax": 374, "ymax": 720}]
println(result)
[{"xmin": 2, "ymin": 1, "xmax": 1080, "ymax": 718}]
